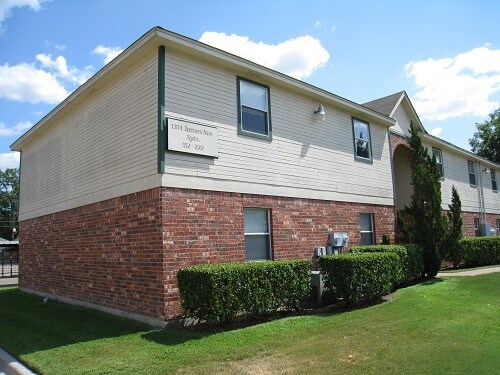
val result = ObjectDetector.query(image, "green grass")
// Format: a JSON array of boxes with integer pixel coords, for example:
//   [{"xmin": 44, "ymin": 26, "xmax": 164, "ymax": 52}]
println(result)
[{"xmin": 1, "ymin": 273, "xmax": 499, "ymax": 374}]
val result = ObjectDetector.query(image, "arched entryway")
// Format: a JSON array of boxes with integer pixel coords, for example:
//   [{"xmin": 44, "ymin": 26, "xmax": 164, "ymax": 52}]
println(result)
[{"xmin": 393, "ymin": 144, "xmax": 413, "ymax": 211}]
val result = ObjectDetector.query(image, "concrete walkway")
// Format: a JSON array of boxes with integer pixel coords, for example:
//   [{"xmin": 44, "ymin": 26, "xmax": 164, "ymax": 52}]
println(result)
[
  {"xmin": 437, "ymin": 265, "xmax": 500, "ymax": 277},
  {"xmin": 0, "ymin": 278, "xmax": 18, "ymax": 287}
]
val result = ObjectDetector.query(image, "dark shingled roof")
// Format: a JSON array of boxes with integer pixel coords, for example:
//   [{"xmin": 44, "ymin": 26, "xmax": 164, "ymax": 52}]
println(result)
[{"xmin": 362, "ymin": 91, "xmax": 404, "ymax": 116}]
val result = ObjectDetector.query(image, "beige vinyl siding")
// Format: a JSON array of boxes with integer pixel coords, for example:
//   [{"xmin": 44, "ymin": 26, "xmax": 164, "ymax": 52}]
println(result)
[
  {"xmin": 391, "ymin": 103, "xmax": 412, "ymax": 137},
  {"xmin": 482, "ymin": 169, "xmax": 500, "ymax": 215},
  {"xmin": 164, "ymin": 49, "xmax": 394, "ymax": 205},
  {"xmin": 19, "ymin": 51, "xmax": 160, "ymax": 220},
  {"xmin": 393, "ymin": 147, "xmax": 413, "ymax": 210},
  {"xmin": 427, "ymin": 145, "xmax": 480, "ymax": 213}
]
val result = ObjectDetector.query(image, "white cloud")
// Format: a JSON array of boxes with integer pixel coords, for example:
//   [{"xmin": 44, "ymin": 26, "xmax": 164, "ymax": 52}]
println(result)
[
  {"xmin": 0, "ymin": 152, "xmax": 20, "ymax": 170},
  {"xmin": 0, "ymin": 0, "xmax": 45, "ymax": 32},
  {"xmin": 0, "ymin": 121, "xmax": 32, "ymax": 136},
  {"xmin": 428, "ymin": 127, "xmax": 442, "ymax": 137},
  {"xmin": 0, "ymin": 52, "xmax": 94, "ymax": 104},
  {"xmin": 36, "ymin": 53, "xmax": 93, "ymax": 85},
  {"xmin": 92, "ymin": 45, "xmax": 123, "ymax": 64},
  {"xmin": 0, "ymin": 62, "xmax": 68, "ymax": 103},
  {"xmin": 199, "ymin": 32, "xmax": 330, "ymax": 80},
  {"xmin": 315, "ymin": 21, "xmax": 322, "ymax": 27},
  {"xmin": 406, "ymin": 46, "xmax": 500, "ymax": 121}
]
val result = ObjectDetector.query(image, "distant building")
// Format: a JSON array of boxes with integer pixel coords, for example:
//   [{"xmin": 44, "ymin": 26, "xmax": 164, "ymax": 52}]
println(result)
[{"xmin": 11, "ymin": 27, "xmax": 500, "ymax": 326}]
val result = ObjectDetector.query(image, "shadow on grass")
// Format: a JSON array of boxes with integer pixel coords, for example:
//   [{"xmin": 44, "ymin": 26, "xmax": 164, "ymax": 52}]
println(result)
[{"xmin": 0, "ymin": 287, "xmax": 212, "ymax": 356}]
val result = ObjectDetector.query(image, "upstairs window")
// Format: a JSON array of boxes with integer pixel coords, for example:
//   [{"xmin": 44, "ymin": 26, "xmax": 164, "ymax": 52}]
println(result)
[
  {"xmin": 360, "ymin": 213, "xmax": 375, "ymax": 245},
  {"xmin": 352, "ymin": 118, "xmax": 372, "ymax": 162},
  {"xmin": 432, "ymin": 147, "xmax": 444, "ymax": 178},
  {"xmin": 491, "ymin": 170, "xmax": 497, "ymax": 191},
  {"xmin": 468, "ymin": 161, "xmax": 476, "ymax": 186},
  {"xmin": 244, "ymin": 208, "xmax": 271, "ymax": 261},
  {"xmin": 237, "ymin": 78, "xmax": 272, "ymax": 140}
]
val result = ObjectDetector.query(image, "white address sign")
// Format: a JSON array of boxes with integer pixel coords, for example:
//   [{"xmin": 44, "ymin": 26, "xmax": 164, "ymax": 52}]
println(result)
[{"xmin": 167, "ymin": 118, "xmax": 218, "ymax": 158}]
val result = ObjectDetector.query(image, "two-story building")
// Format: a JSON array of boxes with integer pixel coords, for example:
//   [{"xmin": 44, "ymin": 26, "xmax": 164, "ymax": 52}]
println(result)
[{"xmin": 11, "ymin": 27, "xmax": 500, "ymax": 326}]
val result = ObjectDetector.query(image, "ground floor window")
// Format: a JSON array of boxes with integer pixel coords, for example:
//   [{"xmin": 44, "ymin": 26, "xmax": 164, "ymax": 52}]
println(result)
[
  {"xmin": 496, "ymin": 219, "xmax": 500, "ymax": 235},
  {"xmin": 360, "ymin": 213, "xmax": 375, "ymax": 245},
  {"xmin": 244, "ymin": 208, "xmax": 271, "ymax": 261},
  {"xmin": 474, "ymin": 218, "xmax": 480, "ymax": 236}
]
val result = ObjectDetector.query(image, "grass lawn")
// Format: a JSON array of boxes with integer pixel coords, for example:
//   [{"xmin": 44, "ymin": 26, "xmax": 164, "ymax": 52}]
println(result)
[{"xmin": 1, "ymin": 273, "xmax": 499, "ymax": 374}]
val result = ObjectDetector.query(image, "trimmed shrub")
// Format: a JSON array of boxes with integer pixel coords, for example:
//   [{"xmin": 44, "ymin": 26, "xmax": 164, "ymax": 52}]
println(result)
[
  {"xmin": 349, "ymin": 244, "xmax": 424, "ymax": 285},
  {"xmin": 177, "ymin": 259, "xmax": 311, "ymax": 323},
  {"xmin": 458, "ymin": 236, "xmax": 500, "ymax": 267},
  {"xmin": 318, "ymin": 252, "xmax": 400, "ymax": 305}
]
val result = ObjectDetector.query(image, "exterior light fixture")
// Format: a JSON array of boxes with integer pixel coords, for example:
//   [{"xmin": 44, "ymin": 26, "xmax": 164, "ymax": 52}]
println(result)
[
  {"xmin": 314, "ymin": 104, "xmax": 326, "ymax": 121},
  {"xmin": 483, "ymin": 168, "xmax": 490, "ymax": 174}
]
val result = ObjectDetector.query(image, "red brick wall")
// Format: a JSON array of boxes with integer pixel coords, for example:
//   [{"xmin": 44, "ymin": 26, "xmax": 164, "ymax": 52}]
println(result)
[
  {"xmin": 20, "ymin": 187, "xmax": 396, "ymax": 322},
  {"xmin": 161, "ymin": 188, "xmax": 395, "ymax": 318},
  {"xmin": 460, "ymin": 211, "xmax": 500, "ymax": 237},
  {"xmin": 19, "ymin": 189, "xmax": 165, "ymax": 321}
]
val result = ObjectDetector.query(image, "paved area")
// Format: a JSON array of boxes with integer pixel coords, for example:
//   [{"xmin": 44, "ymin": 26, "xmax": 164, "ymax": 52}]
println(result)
[
  {"xmin": 437, "ymin": 265, "xmax": 500, "ymax": 277},
  {"xmin": 0, "ymin": 277, "xmax": 18, "ymax": 287}
]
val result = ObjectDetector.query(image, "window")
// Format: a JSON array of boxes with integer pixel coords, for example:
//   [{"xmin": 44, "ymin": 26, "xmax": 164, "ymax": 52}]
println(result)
[
  {"xmin": 352, "ymin": 118, "xmax": 372, "ymax": 161},
  {"xmin": 433, "ymin": 147, "xmax": 444, "ymax": 178},
  {"xmin": 468, "ymin": 161, "xmax": 476, "ymax": 186},
  {"xmin": 492, "ymin": 170, "xmax": 497, "ymax": 191},
  {"xmin": 496, "ymin": 219, "xmax": 500, "ymax": 235},
  {"xmin": 474, "ymin": 218, "xmax": 480, "ymax": 237},
  {"xmin": 237, "ymin": 78, "xmax": 271, "ymax": 140},
  {"xmin": 244, "ymin": 208, "xmax": 271, "ymax": 261},
  {"xmin": 360, "ymin": 213, "xmax": 375, "ymax": 245}
]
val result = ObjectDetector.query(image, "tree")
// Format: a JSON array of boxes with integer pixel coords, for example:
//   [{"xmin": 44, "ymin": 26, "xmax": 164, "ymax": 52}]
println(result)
[
  {"xmin": 0, "ymin": 168, "xmax": 19, "ymax": 240},
  {"xmin": 444, "ymin": 186, "xmax": 463, "ymax": 268},
  {"xmin": 469, "ymin": 109, "xmax": 500, "ymax": 163},
  {"xmin": 399, "ymin": 123, "xmax": 446, "ymax": 277}
]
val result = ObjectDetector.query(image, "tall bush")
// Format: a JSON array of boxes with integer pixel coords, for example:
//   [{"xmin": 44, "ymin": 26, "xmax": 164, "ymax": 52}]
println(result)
[
  {"xmin": 398, "ymin": 123, "xmax": 447, "ymax": 277},
  {"xmin": 444, "ymin": 186, "xmax": 463, "ymax": 268}
]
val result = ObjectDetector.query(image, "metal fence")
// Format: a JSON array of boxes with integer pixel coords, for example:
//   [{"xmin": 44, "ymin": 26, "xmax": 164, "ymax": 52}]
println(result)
[{"xmin": 1, "ymin": 249, "xmax": 18, "ymax": 278}]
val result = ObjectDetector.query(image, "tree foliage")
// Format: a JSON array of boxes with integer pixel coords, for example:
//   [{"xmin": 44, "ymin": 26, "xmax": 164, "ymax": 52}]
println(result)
[
  {"xmin": 444, "ymin": 186, "xmax": 463, "ymax": 268},
  {"xmin": 0, "ymin": 168, "xmax": 19, "ymax": 240},
  {"xmin": 469, "ymin": 109, "xmax": 500, "ymax": 163},
  {"xmin": 399, "ymin": 123, "xmax": 446, "ymax": 277}
]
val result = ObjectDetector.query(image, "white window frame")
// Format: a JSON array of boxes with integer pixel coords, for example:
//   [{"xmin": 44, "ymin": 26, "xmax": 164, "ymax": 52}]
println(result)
[
  {"xmin": 360, "ymin": 213, "xmax": 375, "ymax": 245},
  {"xmin": 432, "ymin": 147, "xmax": 444, "ymax": 178},
  {"xmin": 243, "ymin": 208, "xmax": 271, "ymax": 261},
  {"xmin": 468, "ymin": 161, "xmax": 476, "ymax": 187},
  {"xmin": 352, "ymin": 117, "xmax": 372, "ymax": 162},
  {"xmin": 237, "ymin": 77, "xmax": 272, "ymax": 140}
]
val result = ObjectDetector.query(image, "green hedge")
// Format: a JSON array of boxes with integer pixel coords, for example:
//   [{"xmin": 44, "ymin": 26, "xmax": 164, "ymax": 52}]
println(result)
[
  {"xmin": 318, "ymin": 252, "xmax": 400, "ymax": 304},
  {"xmin": 177, "ymin": 259, "xmax": 311, "ymax": 323},
  {"xmin": 349, "ymin": 244, "xmax": 424, "ymax": 285},
  {"xmin": 458, "ymin": 236, "xmax": 500, "ymax": 267}
]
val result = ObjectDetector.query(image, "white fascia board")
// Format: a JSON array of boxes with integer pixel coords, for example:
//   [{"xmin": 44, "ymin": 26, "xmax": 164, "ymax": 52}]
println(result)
[{"xmin": 422, "ymin": 133, "xmax": 500, "ymax": 169}]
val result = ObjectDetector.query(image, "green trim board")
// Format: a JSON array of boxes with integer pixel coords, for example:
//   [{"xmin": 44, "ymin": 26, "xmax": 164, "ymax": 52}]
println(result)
[{"xmin": 157, "ymin": 45, "xmax": 166, "ymax": 173}]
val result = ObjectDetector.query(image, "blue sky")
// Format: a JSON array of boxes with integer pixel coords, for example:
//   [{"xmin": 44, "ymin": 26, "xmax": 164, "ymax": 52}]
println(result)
[{"xmin": 1, "ymin": 0, "xmax": 499, "ymax": 170}]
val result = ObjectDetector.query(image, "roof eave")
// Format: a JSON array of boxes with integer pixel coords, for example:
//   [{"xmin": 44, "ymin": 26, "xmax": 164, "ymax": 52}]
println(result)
[{"xmin": 421, "ymin": 132, "xmax": 500, "ymax": 168}]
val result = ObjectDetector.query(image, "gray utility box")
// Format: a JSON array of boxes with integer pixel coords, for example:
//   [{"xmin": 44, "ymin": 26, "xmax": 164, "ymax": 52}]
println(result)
[
  {"xmin": 480, "ymin": 223, "xmax": 494, "ymax": 236},
  {"xmin": 311, "ymin": 271, "xmax": 325, "ymax": 303},
  {"xmin": 328, "ymin": 232, "xmax": 349, "ymax": 249}
]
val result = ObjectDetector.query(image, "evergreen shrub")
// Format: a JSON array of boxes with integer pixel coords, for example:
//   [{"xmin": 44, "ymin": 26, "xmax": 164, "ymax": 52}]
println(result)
[
  {"xmin": 349, "ymin": 244, "xmax": 424, "ymax": 285},
  {"xmin": 318, "ymin": 252, "xmax": 400, "ymax": 304},
  {"xmin": 458, "ymin": 237, "xmax": 500, "ymax": 267},
  {"xmin": 177, "ymin": 260, "xmax": 311, "ymax": 323}
]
